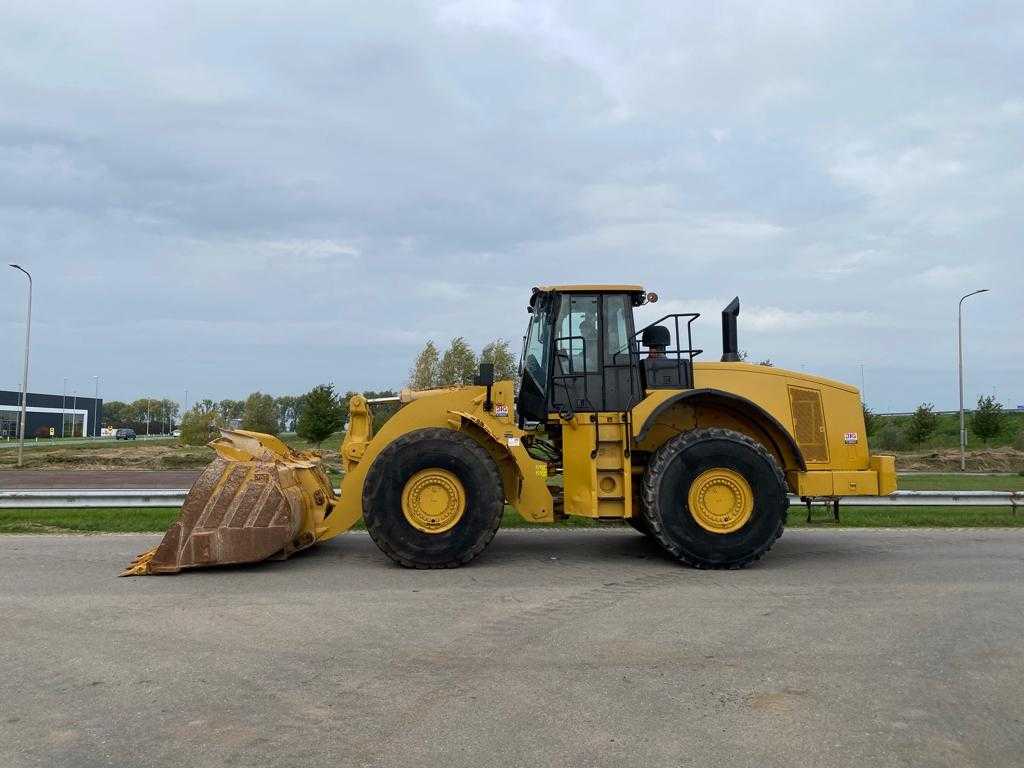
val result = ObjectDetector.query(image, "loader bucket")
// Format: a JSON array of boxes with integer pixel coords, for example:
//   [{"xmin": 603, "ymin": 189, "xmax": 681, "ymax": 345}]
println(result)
[{"xmin": 121, "ymin": 430, "xmax": 337, "ymax": 576}]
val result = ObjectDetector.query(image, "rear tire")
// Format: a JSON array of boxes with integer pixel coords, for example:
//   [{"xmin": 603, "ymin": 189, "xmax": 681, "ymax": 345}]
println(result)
[
  {"xmin": 362, "ymin": 428, "xmax": 504, "ymax": 569},
  {"xmin": 626, "ymin": 515, "xmax": 653, "ymax": 537},
  {"xmin": 641, "ymin": 428, "xmax": 788, "ymax": 569}
]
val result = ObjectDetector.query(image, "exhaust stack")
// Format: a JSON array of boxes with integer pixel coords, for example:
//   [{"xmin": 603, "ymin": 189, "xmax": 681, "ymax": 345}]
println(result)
[{"xmin": 720, "ymin": 297, "xmax": 741, "ymax": 362}]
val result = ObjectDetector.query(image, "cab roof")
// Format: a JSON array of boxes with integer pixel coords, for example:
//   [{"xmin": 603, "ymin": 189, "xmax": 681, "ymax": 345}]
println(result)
[{"xmin": 534, "ymin": 284, "xmax": 645, "ymax": 294}]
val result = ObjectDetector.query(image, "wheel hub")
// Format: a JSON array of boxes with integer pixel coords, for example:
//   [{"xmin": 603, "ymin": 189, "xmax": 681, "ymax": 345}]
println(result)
[
  {"xmin": 401, "ymin": 468, "xmax": 466, "ymax": 533},
  {"xmin": 687, "ymin": 468, "xmax": 753, "ymax": 534}
]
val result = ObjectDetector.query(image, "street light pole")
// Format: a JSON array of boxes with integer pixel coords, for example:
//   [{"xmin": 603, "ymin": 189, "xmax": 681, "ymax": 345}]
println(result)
[
  {"xmin": 958, "ymin": 288, "xmax": 989, "ymax": 472},
  {"xmin": 9, "ymin": 265, "xmax": 32, "ymax": 468},
  {"xmin": 62, "ymin": 377, "xmax": 67, "ymax": 438},
  {"xmin": 93, "ymin": 375, "xmax": 100, "ymax": 438}
]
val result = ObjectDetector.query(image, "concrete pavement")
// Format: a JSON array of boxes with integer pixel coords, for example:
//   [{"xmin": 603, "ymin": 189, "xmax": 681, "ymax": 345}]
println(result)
[{"xmin": 2, "ymin": 528, "xmax": 1023, "ymax": 767}]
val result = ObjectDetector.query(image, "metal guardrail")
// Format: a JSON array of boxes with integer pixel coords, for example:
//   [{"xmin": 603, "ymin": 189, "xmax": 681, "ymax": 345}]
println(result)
[
  {"xmin": 0, "ymin": 489, "xmax": 188, "ymax": 508},
  {"xmin": 0, "ymin": 489, "xmax": 1020, "ymax": 509},
  {"xmin": 802, "ymin": 490, "xmax": 1022, "ymax": 508}
]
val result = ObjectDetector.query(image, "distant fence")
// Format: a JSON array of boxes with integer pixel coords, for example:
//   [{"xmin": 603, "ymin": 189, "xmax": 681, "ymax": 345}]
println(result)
[
  {"xmin": 0, "ymin": 489, "xmax": 1020, "ymax": 510},
  {"xmin": 876, "ymin": 409, "xmax": 1024, "ymax": 417}
]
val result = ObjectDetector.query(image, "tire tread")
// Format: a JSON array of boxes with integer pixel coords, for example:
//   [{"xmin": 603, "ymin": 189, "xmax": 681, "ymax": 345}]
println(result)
[
  {"xmin": 640, "ymin": 427, "xmax": 789, "ymax": 569},
  {"xmin": 362, "ymin": 428, "xmax": 504, "ymax": 569}
]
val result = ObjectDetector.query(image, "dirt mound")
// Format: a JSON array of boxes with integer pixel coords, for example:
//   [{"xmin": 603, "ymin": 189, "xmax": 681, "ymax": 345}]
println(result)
[
  {"xmin": 896, "ymin": 447, "xmax": 1024, "ymax": 473},
  {"xmin": 0, "ymin": 443, "xmax": 214, "ymax": 471}
]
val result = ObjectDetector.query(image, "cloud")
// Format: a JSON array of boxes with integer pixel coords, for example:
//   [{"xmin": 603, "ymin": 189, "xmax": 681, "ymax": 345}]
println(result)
[
  {"xmin": 640, "ymin": 298, "xmax": 888, "ymax": 335},
  {"xmin": 918, "ymin": 264, "xmax": 983, "ymax": 289},
  {"xmin": 0, "ymin": 0, "xmax": 1020, "ymax": 409},
  {"xmin": 437, "ymin": 0, "xmax": 633, "ymax": 119},
  {"xmin": 414, "ymin": 280, "xmax": 470, "ymax": 301}
]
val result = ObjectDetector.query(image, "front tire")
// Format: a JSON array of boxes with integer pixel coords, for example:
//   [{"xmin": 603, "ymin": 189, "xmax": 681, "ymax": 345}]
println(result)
[
  {"xmin": 362, "ymin": 428, "xmax": 504, "ymax": 569},
  {"xmin": 641, "ymin": 428, "xmax": 788, "ymax": 569}
]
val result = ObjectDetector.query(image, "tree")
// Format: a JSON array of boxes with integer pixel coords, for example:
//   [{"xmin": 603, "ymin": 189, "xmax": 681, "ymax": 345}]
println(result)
[
  {"xmin": 480, "ymin": 338, "xmax": 518, "ymax": 383},
  {"xmin": 128, "ymin": 398, "xmax": 163, "ymax": 433},
  {"xmin": 180, "ymin": 407, "xmax": 219, "ymax": 446},
  {"xmin": 971, "ymin": 395, "xmax": 1004, "ymax": 443},
  {"xmin": 242, "ymin": 392, "xmax": 279, "ymax": 434},
  {"xmin": 409, "ymin": 341, "xmax": 441, "ymax": 390},
  {"xmin": 438, "ymin": 337, "xmax": 478, "ymax": 387},
  {"xmin": 295, "ymin": 385, "xmax": 343, "ymax": 447},
  {"xmin": 907, "ymin": 403, "xmax": 938, "ymax": 445},
  {"xmin": 158, "ymin": 398, "xmax": 180, "ymax": 433},
  {"xmin": 862, "ymin": 404, "xmax": 878, "ymax": 436},
  {"xmin": 274, "ymin": 395, "xmax": 301, "ymax": 433},
  {"xmin": 217, "ymin": 399, "xmax": 244, "ymax": 425},
  {"xmin": 102, "ymin": 401, "xmax": 132, "ymax": 427}
]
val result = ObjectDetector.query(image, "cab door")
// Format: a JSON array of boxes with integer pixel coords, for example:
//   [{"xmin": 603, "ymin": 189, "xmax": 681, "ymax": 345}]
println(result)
[
  {"xmin": 548, "ymin": 292, "xmax": 641, "ymax": 415},
  {"xmin": 601, "ymin": 293, "xmax": 641, "ymax": 412},
  {"xmin": 550, "ymin": 293, "xmax": 602, "ymax": 414}
]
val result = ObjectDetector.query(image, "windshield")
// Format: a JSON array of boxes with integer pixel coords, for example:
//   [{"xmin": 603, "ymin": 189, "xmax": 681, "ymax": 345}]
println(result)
[{"xmin": 521, "ymin": 301, "xmax": 552, "ymax": 389}]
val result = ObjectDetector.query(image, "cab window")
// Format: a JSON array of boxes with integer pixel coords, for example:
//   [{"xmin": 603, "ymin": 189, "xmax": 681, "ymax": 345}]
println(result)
[
  {"xmin": 554, "ymin": 294, "xmax": 599, "ymax": 374},
  {"xmin": 603, "ymin": 293, "xmax": 631, "ymax": 364}
]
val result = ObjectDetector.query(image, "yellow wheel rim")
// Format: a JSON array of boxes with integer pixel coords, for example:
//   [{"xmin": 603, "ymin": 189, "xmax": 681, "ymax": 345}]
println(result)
[
  {"xmin": 687, "ymin": 468, "xmax": 754, "ymax": 534},
  {"xmin": 401, "ymin": 469, "xmax": 466, "ymax": 534}
]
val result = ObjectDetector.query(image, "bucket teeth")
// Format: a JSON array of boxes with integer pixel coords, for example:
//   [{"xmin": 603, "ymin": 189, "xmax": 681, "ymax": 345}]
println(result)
[{"xmin": 120, "ymin": 547, "xmax": 158, "ymax": 577}]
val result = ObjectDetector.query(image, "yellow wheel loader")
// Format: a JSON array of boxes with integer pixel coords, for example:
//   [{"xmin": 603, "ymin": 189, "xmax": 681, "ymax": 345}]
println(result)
[{"xmin": 122, "ymin": 285, "xmax": 896, "ymax": 575}]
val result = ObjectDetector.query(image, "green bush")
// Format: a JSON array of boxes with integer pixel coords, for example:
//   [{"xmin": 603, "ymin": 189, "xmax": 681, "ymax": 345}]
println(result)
[
  {"xmin": 180, "ymin": 409, "xmax": 219, "ymax": 446},
  {"xmin": 907, "ymin": 403, "xmax": 938, "ymax": 445},
  {"xmin": 1013, "ymin": 428, "xmax": 1024, "ymax": 451},
  {"xmin": 862, "ymin": 404, "xmax": 878, "ymax": 436},
  {"xmin": 971, "ymin": 395, "xmax": 1005, "ymax": 443},
  {"xmin": 936, "ymin": 416, "xmax": 959, "ymax": 440},
  {"xmin": 873, "ymin": 422, "xmax": 909, "ymax": 452}
]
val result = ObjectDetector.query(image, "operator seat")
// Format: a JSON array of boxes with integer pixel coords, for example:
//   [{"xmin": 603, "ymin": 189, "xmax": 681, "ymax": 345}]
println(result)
[{"xmin": 641, "ymin": 325, "xmax": 693, "ymax": 389}]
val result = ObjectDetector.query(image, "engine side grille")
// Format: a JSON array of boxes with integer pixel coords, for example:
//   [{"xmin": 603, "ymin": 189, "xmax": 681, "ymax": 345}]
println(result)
[{"xmin": 788, "ymin": 386, "xmax": 829, "ymax": 463}]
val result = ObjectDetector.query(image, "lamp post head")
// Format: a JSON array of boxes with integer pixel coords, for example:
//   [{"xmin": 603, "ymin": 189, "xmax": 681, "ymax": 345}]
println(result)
[{"xmin": 960, "ymin": 288, "xmax": 990, "ymax": 305}]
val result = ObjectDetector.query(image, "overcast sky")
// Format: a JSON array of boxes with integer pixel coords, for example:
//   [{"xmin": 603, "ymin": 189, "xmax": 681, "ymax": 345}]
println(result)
[{"xmin": 1, "ymin": 0, "xmax": 1021, "ymax": 411}]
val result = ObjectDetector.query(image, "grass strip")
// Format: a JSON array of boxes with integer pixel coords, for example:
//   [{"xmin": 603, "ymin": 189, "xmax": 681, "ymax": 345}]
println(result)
[
  {"xmin": 1, "ymin": 504, "xmax": 1020, "ymax": 534},
  {"xmin": 896, "ymin": 473, "xmax": 1024, "ymax": 491}
]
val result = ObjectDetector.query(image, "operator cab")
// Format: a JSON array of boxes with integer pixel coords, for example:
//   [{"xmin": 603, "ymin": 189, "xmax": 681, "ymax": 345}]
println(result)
[{"xmin": 516, "ymin": 284, "xmax": 702, "ymax": 426}]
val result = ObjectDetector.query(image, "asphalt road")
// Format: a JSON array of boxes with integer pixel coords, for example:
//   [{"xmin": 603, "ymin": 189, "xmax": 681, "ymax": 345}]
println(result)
[
  {"xmin": 0, "ymin": 470, "xmax": 200, "ymax": 490},
  {"xmin": 2, "ymin": 528, "xmax": 1022, "ymax": 768}
]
